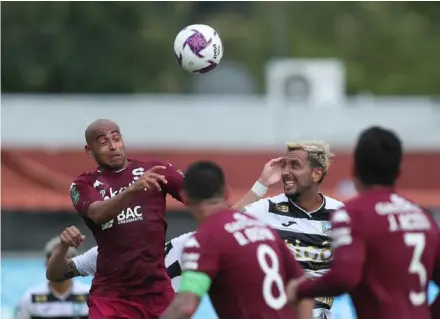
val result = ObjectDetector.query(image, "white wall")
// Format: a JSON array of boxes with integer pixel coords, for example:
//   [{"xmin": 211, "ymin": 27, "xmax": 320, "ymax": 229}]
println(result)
[{"xmin": 1, "ymin": 94, "xmax": 439, "ymax": 150}]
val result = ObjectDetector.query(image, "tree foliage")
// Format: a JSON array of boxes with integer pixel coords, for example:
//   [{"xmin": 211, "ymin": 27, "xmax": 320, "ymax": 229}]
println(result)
[{"xmin": 2, "ymin": 1, "xmax": 440, "ymax": 94}]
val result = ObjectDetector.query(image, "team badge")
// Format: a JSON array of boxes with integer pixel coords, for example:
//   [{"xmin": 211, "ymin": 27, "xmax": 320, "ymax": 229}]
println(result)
[
  {"xmin": 321, "ymin": 221, "xmax": 332, "ymax": 236},
  {"xmin": 70, "ymin": 184, "xmax": 80, "ymax": 205},
  {"xmin": 275, "ymin": 204, "xmax": 289, "ymax": 213}
]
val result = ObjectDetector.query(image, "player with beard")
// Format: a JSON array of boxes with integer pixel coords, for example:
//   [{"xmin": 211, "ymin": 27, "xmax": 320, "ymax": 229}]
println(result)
[
  {"xmin": 69, "ymin": 119, "xmax": 284, "ymax": 319},
  {"xmin": 243, "ymin": 141, "xmax": 343, "ymax": 319},
  {"xmin": 287, "ymin": 126, "xmax": 440, "ymax": 319},
  {"xmin": 160, "ymin": 161, "xmax": 314, "ymax": 319}
]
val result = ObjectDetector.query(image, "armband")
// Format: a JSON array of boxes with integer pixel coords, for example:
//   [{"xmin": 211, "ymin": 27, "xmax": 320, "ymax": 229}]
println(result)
[{"xmin": 179, "ymin": 271, "xmax": 212, "ymax": 298}]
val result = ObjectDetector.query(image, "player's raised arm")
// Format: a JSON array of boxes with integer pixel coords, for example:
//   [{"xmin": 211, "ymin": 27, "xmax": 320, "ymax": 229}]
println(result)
[
  {"xmin": 160, "ymin": 232, "xmax": 219, "ymax": 319},
  {"xmin": 46, "ymin": 226, "xmax": 85, "ymax": 282},
  {"xmin": 72, "ymin": 166, "xmax": 167, "ymax": 224},
  {"xmin": 292, "ymin": 207, "xmax": 366, "ymax": 299},
  {"xmin": 231, "ymin": 157, "xmax": 284, "ymax": 211}
]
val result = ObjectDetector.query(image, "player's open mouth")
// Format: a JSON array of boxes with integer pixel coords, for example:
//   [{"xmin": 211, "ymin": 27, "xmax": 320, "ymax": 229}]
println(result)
[{"xmin": 284, "ymin": 180, "xmax": 296, "ymax": 188}]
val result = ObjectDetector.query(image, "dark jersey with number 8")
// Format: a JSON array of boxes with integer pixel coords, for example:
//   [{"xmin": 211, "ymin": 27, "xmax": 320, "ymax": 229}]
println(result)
[{"xmin": 181, "ymin": 209, "xmax": 305, "ymax": 319}]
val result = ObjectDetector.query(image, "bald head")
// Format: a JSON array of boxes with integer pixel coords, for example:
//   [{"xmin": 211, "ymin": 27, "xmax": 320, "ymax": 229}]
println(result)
[
  {"xmin": 84, "ymin": 119, "xmax": 127, "ymax": 171},
  {"xmin": 85, "ymin": 119, "xmax": 120, "ymax": 145}
]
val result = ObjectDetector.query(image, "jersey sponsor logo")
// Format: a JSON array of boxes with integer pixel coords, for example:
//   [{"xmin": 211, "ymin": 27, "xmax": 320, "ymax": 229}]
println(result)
[
  {"xmin": 100, "ymin": 167, "xmax": 145, "ymax": 200},
  {"xmin": 100, "ymin": 206, "xmax": 143, "ymax": 230},
  {"xmin": 285, "ymin": 239, "xmax": 333, "ymax": 263},
  {"xmin": 117, "ymin": 206, "xmax": 142, "ymax": 224},
  {"xmin": 70, "ymin": 184, "xmax": 80, "ymax": 205}
]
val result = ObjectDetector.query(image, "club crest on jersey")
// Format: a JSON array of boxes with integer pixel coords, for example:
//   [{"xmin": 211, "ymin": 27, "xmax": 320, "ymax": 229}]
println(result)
[
  {"xmin": 70, "ymin": 184, "xmax": 80, "ymax": 205},
  {"xmin": 275, "ymin": 204, "xmax": 289, "ymax": 213},
  {"xmin": 321, "ymin": 221, "xmax": 332, "ymax": 236}
]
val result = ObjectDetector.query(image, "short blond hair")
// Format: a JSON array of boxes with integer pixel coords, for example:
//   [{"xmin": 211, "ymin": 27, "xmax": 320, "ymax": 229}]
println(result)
[{"xmin": 286, "ymin": 140, "xmax": 334, "ymax": 174}]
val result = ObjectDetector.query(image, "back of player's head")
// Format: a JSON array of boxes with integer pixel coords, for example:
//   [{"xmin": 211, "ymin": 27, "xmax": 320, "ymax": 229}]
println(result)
[
  {"xmin": 183, "ymin": 161, "xmax": 226, "ymax": 203},
  {"xmin": 354, "ymin": 126, "xmax": 402, "ymax": 187}
]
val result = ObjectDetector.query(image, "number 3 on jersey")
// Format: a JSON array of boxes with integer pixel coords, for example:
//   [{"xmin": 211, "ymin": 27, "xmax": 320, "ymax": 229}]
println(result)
[
  {"xmin": 404, "ymin": 233, "xmax": 427, "ymax": 306},
  {"xmin": 257, "ymin": 244, "xmax": 288, "ymax": 310}
]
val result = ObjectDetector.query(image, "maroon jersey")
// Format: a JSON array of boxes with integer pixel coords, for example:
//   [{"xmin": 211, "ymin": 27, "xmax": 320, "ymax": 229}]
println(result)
[
  {"xmin": 297, "ymin": 188, "xmax": 440, "ymax": 319},
  {"xmin": 181, "ymin": 209, "xmax": 304, "ymax": 319},
  {"xmin": 71, "ymin": 159, "xmax": 183, "ymax": 296}
]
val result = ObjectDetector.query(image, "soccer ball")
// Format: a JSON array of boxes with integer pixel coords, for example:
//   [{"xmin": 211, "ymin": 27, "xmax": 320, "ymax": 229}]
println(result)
[{"xmin": 174, "ymin": 24, "xmax": 223, "ymax": 74}]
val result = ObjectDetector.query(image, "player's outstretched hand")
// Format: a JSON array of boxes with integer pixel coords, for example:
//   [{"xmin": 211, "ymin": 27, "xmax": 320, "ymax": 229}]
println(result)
[
  {"xmin": 60, "ymin": 226, "xmax": 86, "ymax": 249},
  {"xmin": 130, "ymin": 165, "xmax": 168, "ymax": 192},
  {"xmin": 285, "ymin": 276, "xmax": 307, "ymax": 304},
  {"xmin": 258, "ymin": 157, "xmax": 284, "ymax": 187}
]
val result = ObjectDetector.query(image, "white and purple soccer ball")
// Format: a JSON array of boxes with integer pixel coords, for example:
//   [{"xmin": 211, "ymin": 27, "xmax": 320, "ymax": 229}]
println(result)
[{"xmin": 174, "ymin": 24, "xmax": 223, "ymax": 74}]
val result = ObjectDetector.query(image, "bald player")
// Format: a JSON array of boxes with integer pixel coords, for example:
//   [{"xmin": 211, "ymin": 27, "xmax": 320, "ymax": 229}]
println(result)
[
  {"xmin": 69, "ymin": 119, "xmax": 284, "ymax": 319},
  {"xmin": 69, "ymin": 119, "xmax": 185, "ymax": 319}
]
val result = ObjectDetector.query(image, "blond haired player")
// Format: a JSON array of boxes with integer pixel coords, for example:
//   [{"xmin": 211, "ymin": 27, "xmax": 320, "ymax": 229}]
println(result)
[{"xmin": 243, "ymin": 141, "xmax": 344, "ymax": 319}]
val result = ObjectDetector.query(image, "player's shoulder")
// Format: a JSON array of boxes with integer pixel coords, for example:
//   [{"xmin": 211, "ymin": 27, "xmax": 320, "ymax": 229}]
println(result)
[
  {"xmin": 72, "ymin": 171, "xmax": 98, "ymax": 184},
  {"xmin": 323, "ymin": 195, "xmax": 344, "ymax": 210},
  {"xmin": 267, "ymin": 193, "xmax": 289, "ymax": 204},
  {"xmin": 72, "ymin": 280, "xmax": 91, "ymax": 293},
  {"xmin": 245, "ymin": 193, "xmax": 286, "ymax": 212}
]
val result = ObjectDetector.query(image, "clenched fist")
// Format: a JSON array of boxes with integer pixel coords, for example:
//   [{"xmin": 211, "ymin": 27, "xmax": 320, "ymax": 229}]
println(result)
[
  {"xmin": 60, "ymin": 226, "xmax": 86, "ymax": 249},
  {"xmin": 129, "ymin": 165, "xmax": 168, "ymax": 192}
]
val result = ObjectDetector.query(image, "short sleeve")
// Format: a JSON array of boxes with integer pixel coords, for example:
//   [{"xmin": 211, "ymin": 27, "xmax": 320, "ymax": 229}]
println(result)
[
  {"xmin": 70, "ymin": 179, "xmax": 103, "ymax": 217},
  {"xmin": 181, "ymin": 231, "xmax": 220, "ymax": 279},
  {"xmin": 243, "ymin": 199, "xmax": 269, "ymax": 217},
  {"xmin": 162, "ymin": 162, "xmax": 184, "ymax": 202},
  {"xmin": 330, "ymin": 207, "xmax": 366, "ymax": 264},
  {"xmin": 15, "ymin": 293, "xmax": 31, "ymax": 319},
  {"xmin": 72, "ymin": 246, "xmax": 98, "ymax": 276}
]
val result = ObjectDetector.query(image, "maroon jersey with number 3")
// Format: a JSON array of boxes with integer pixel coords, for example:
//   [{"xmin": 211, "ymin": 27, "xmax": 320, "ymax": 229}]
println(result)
[
  {"xmin": 298, "ymin": 188, "xmax": 440, "ymax": 319},
  {"xmin": 71, "ymin": 159, "xmax": 184, "ymax": 296},
  {"xmin": 181, "ymin": 209, "xmax": 304, "ymax": 319}
]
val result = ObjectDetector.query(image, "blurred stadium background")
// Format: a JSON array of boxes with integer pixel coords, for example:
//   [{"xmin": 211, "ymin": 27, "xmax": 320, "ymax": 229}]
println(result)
[{"xmin": 1, "ymin": 2, "xmax": 440, "ymax": 319}]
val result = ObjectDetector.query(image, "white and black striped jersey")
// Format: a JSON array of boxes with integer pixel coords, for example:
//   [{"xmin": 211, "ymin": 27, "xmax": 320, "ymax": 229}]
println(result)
[
  {"xmin": 72, "ymin": 232, "xmax": 194, "ymax": 291},
  {"xmin": 15, "ymin": 281, "xmax": 89, "ymax": 319},
  {"xmin": 244, "ymin": 193, "xmax": 343, "ymax": 318}
]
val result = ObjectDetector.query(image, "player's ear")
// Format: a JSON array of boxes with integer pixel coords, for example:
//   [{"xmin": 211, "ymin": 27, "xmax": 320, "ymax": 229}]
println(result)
[
  {"xmin": 84, "ymin": 145, "xmax": 93, "ymax": 158},
  {"xmin": 311, "ymin": 168, "xmax": 322, "ymax": 183}
]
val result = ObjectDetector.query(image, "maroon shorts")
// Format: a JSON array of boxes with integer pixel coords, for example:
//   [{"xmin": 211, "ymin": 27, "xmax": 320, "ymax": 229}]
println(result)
[{"xmin": 88, "ymin": 290, "xmax": 175, "ymax": 319}]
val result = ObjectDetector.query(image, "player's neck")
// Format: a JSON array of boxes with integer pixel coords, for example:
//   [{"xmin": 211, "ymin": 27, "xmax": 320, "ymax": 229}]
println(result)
[
  {"xmin": 98, "ymin": 160, "xmax": 129, "ymax": 173},
  {"xmin": 49, "ymin": 280, "xmax": 72, "ymax": 295},
  {"xmin": 291, "ymin": 191, "xmax": 323, "ymax": 212},
  {"xmin": 358, "ymin": 184, "xmax": 394, "ymax": 194},
  {"xmin": 197, "ymin": 200, "xmax": 230, "ymax": 222}
]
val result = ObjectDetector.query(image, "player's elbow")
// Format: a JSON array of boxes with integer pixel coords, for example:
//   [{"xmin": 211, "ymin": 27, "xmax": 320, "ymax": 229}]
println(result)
[
  {"xmin": 87, "ymin": 203, "xmax": 111, "ymax": 224},
  {"xmin": 45, "ymin": 268, "xmax": 63, "ymax": 282}
]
